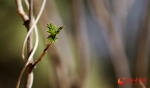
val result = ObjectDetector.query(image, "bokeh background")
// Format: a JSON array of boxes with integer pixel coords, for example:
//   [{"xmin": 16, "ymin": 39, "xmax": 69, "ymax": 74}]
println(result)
[{"xmin": 0, "ymin": 0, "xmax": 150, "ymax": 88}]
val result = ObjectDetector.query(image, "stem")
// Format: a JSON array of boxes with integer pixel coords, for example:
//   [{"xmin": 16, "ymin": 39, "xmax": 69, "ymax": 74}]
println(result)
[
  {"xmin": 24, "ymin": 0, "xmax": 34, "ymax": 88},
  {"xmin": 33, "ymin": 43, "xmax": 52, "ymax": 67}
]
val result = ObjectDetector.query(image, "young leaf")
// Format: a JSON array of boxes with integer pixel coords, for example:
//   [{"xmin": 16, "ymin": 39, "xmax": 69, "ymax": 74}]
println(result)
[{"xmin": 46, "ymin": 22, "xmax": 64, "ymax": 44}]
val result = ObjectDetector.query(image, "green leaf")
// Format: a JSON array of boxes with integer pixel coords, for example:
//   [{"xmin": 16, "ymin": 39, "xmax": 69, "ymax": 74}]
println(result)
[{"xmin": 46, "ymin": 22, "xmax": 63, "ymax": 44}]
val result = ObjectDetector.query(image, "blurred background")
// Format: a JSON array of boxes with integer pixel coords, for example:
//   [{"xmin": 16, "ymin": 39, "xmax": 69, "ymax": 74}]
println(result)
[{"xmin": 0, "ymin": 0, "xmax": 150, "ymax": 88}]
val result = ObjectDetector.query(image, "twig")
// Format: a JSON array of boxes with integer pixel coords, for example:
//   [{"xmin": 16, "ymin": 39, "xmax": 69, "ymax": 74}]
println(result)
[
  {"xmin": 32, "ymin": 23, "xmax": 63, "ymax": 67},
  {"xmin": 33, "ymin": 43, "xmax": 52, "ymax": 67}
]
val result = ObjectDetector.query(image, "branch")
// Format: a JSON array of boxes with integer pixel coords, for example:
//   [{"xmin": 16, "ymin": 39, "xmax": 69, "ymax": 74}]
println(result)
[
  {"xmin": 15, "ymin": 0, "xmax": 29, "ymax": 21},
  {"xmin": 24, "ymin": 0, "xmax": 34, "ymax": 88},
  {"xmin": 33, "ymin": 23, "xmax": 63, "ymax": 67},
  {"xmin": 33, "ymin": 43, "xmax": 52, "ymax": 67},
  {"xmin": 16, "ymin": 0, "xmax": 47, "ymax": 88},
  {"xmin": 135, "ymin": 1, "xmax": 150, "ymax": 88},
  {"xmin": 15, "ymin": 0, "xmax": 29, "ymax": 63},
  {"xmin": 22, "ymin": 0, "xmax": 46, "ymax": 66}
]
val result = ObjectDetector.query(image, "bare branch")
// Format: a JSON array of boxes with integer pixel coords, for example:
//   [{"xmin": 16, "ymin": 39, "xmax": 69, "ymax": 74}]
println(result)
[
  {"xmin": 33, "ymin": 43, "xmax": 52, "ymax": 67},
  {"xmin": 22, "ymin": 0, "xmax": 46, "ymax": 66},
  {"xmin": 16, "ymin": 0, "xmax": 47, "ymax": 88},
  {"xmin": 135, "ymin": 1, "xmax": 150, "ymax": 88},
  {"xmin": 15, "ymin": 0, "xmax": 29, "ymax": 21},
  {"xmin": 15, "ymin": 0, "xmax": 28, "ymax": 63}
]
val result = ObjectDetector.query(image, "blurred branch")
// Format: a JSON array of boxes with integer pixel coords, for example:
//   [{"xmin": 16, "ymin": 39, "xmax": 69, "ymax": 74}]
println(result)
[
  {"xmin": 135, "ymin": 1, "xmax": 150, "ymax": 88},
  {"xmin": 88, "ymin": 0, "xmax": 132, "ymax": 88},
  {"xmin": 112, "ymin": 0, "xmax": 135, "ymax": 42},
  {"xmin": 72, "ymin": 0, "xmax": 91, "ymax": 87},
  {"xmin": 113, "ymin": 0, "xmax": 135, "ymax": 19}
]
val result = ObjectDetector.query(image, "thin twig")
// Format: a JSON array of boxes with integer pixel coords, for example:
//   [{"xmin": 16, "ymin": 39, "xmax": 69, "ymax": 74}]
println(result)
[
  {"xmin": 33, "ymin": 43, "xmax": 52, "ymax": 67},
  {"xmin": 22, "ymin": 0, "xmax": 39, "ymax": 88}
]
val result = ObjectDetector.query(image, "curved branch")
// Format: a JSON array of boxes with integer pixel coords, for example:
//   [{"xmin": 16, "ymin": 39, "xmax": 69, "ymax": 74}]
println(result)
[
  {"xmin": 16, "ymin": 0, "xmax": 47, "ymax": 88},
  {"xmin": 15, "ymin": 0, "xmax": 29, "ymax": 21},
  {"xmin": 22, "ymin": 0, "xmax": 46, "ymax": 66}
]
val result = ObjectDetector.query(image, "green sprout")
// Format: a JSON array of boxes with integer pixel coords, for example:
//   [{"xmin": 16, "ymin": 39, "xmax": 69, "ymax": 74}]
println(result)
[{"xmin": 46, "ymin": 22, "xmax": 64, "ymax": 44}]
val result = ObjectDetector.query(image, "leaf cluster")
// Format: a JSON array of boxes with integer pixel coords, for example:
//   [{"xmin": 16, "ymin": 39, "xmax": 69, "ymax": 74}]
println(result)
[{"xmin": 46, "ymin": 23, "xmax": 64, "ymax": 44}]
